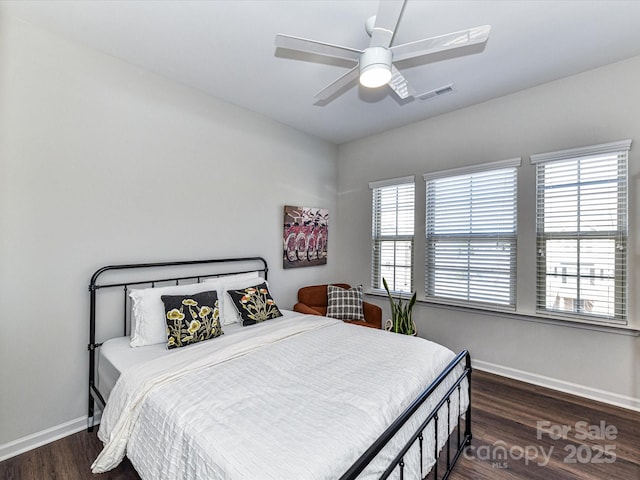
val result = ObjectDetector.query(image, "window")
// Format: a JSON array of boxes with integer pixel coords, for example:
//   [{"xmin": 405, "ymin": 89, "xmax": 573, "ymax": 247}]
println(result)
[
  {"xmin": 370, "ymin": 176, "xmax": 415, "ymax": 293},
  {"xmin": 532, "ymin": 140, "xmax": 630, "ymax": 324},
  {"xmin": 424, "ymin": 159, "xmax": 520, "ymax": 308}
]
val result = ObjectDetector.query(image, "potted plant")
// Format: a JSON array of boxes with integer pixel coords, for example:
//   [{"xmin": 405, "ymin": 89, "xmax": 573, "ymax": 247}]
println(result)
[{"xmin": 382, "ymin": 278, "xmax": 417, "ymax": 335}]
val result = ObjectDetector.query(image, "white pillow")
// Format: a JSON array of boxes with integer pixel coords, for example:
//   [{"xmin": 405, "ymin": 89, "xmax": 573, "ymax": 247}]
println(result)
[
  {"xmin": 204, "ymin": 271, "xmax": 261, "ymax": 286},
  {"xmin": 205, "ymin": 271, "xmax": 262, "ymax": 325},
  {"xmin": 129, "ymin": 281, "xmax": 221, "ymax": 347}
]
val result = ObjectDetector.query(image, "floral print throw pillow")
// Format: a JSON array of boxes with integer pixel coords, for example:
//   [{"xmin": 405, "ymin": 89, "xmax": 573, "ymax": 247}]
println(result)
[
  {"xmin": 161, "ymin": 290, "xmax": 223, "ymax": 349},
  {"xmin": 227, "ymin": 282, "xmax": 283, "ymax": 326}
]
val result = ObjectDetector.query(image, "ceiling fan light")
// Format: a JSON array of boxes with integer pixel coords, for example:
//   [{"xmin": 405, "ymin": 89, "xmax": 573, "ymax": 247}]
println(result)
[
  {"xmin": 360, "ymin": 64, "xmax": 392, "ymax": 88},
  {"xmin": 359, "ymin": 47, "xmax": 392, "ymax": 88}
]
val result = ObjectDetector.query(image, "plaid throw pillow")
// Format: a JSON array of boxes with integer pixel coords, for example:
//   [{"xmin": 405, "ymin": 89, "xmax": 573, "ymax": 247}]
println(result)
[{"xmin": 326, "ymin": 285, "xmax": 364, "ymax": 321}]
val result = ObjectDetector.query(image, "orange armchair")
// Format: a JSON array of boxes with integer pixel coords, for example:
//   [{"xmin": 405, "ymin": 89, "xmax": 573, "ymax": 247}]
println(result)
[{"xmin": 293, "ymin": 283, "xmax": 382, "ymax": 329}]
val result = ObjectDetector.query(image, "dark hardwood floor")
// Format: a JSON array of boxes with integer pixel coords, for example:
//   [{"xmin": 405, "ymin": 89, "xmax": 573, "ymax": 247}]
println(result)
[
  {"xmin": 1, "ymin": 370, "xmax": 638, "ymax": 479},
  {"xmin": 443, "ymin": 371, "xmax": 639, "ymax": 480}
]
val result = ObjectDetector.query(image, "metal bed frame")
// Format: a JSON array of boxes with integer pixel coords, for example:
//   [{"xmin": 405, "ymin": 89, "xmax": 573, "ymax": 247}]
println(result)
[{"xmin": 87, "ymin": 257, "xmax": 472, "ymax": 480}]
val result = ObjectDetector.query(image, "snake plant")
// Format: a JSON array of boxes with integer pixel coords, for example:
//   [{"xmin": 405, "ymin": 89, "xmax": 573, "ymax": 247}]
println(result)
[{"xmin": 382, "ymin": 278, "xmax": 417, "ymax": 335}]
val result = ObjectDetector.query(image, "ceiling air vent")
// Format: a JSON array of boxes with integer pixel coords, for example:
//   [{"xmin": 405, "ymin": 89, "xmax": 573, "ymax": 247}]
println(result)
[{"xmin": 416, "ymin": 84, "xmax": 455, "ymax": 101}]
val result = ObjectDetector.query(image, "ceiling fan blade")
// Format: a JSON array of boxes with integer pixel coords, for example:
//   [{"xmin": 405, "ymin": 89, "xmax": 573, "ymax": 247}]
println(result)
[
  {"xmin": 275, "ymin": 34, "xmax": 362, "ymax": 62},
  {"xmin": 369, "ymin": 0, "xmax": 406, "ymax": 48},
  {"xmin": 388, "ymin": 65, "xmax": 415, "ymax": 99},
  {"xmin": 390, "ymin": 25, "xmax": 491, "ymax": 62},
  {"xmin": 314, "ymin": 66, "xmax": 360, "ymax": 101}
]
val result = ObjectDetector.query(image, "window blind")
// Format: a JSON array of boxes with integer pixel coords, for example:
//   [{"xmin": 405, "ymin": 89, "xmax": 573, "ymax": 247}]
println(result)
[
  {"xmin": 370, "ymin": 177, "xmax": 415, "ymax": 293},
  {"xmin": 424, "ymin": 160, "xmax": 519, "ymax": 308},
  {"xmin": 532, "ymin": 140, "xmax": 630, "ymax": 324}
]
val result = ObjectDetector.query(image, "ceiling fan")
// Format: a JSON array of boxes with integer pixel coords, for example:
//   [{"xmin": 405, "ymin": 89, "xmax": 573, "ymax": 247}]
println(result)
[{"xmin": 275, "ymin": 0, "xmax": 491, "ymax": 102}]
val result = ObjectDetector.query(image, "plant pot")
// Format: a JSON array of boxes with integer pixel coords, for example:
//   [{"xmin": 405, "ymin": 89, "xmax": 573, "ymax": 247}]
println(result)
[{"xmin": 384, "ymin": 318, "xmax": 418, "ymax": 336}]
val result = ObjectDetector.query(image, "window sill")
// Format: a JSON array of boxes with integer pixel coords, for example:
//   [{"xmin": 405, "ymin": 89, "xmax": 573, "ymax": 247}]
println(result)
[{"xmin": 365, "ymin": 291, "xmax": 640, "ymax": 337}]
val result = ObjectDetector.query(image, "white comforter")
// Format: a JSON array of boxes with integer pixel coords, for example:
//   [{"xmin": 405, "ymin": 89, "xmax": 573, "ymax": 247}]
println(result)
[{"xmin": 93, "ymin": 313, "xmax": 466, "ymax": 479}]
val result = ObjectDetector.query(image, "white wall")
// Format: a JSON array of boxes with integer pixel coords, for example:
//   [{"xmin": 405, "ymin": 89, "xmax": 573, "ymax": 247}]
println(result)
[
  {"xmin": 336, "ymin": 56, "xmax": 640, "ymax": 405},
  {"xmin": 0, "ymin": 16, "xmax": 338, "ymax": 448}
]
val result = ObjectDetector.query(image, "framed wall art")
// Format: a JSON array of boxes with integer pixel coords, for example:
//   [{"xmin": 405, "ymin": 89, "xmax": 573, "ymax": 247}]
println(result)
[{"xmin": 283, "ymin": 205, "xmax": 328, "ymax": 268}]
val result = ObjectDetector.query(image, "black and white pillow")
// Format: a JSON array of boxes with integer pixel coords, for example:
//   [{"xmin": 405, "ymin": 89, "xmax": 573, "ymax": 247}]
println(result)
[
  {"xmin": 161, "ymin": 290, "xmax": 223, "ymax": 349},
  {"xmin": 326, "ymin": 284, "xmax": 364, "ymax": 321},
  {"xmin": 227, "ymin": 282, "xmax": 283, "ymax": 326}
]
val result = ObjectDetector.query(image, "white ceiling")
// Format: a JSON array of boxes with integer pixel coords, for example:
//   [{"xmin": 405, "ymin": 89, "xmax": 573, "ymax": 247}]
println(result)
[{"xmin": 2, "ymin": 0, "xmax": 640, "ymax": 145}]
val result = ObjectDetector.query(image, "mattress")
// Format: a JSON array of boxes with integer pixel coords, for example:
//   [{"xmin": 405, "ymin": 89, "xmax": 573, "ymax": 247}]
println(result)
[
  {"xmin": 94, "ymin": 312, "xmax": 467, "ymax": 479},
  {"xmin": 98, "ymin": 337, "xmax": 164, "ymax": 401}
]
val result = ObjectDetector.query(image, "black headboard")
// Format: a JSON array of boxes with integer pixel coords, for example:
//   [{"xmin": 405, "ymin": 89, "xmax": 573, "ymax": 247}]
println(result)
[{"xmin": 87, "ymin": 256, "xmax": 267, "ymax": 429}]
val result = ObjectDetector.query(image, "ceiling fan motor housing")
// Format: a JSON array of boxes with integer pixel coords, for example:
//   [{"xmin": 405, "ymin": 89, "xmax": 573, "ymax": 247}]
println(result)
[{"xmin": 359, "ymin": 47, "xmax": 393, "ymax": 88}]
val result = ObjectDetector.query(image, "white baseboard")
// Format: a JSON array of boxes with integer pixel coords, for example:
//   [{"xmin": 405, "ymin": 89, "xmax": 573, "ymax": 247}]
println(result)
[
  {"xmin": 473, "ymin": 359, "xmax": 640, "ymax": 412},
  {"xmin": 0, "ymin": 413, "xmax": 101, "ymax": 463}
]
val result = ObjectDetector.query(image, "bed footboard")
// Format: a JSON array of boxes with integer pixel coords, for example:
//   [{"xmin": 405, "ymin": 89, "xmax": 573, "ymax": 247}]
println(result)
[{"xmin": 340, "ymin": 350, "xmax": 472, "ymax": 480}]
